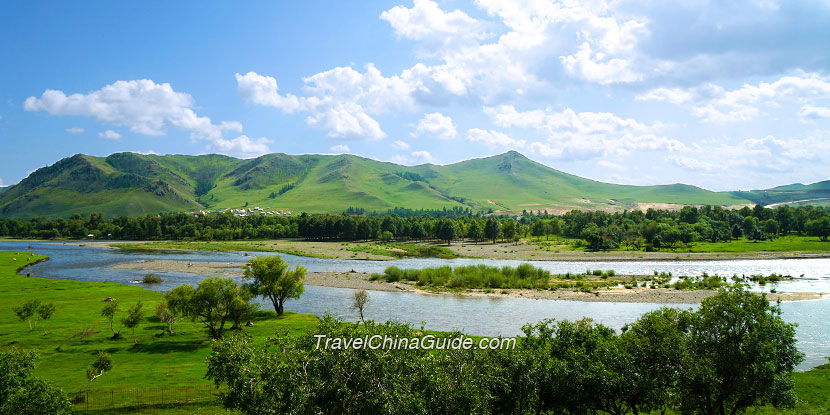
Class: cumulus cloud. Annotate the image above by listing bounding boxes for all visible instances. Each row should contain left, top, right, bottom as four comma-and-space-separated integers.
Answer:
484, 105, 682, 160
330, 144, 351, 153
412, 112, 456, 139
24, 79, 269, 157
380, 0, 486, 56
209, 135, 272, 158
638, 73, 830, 122
410, 150, 435, 163
236, 67, 413, 140
466, 128, 526, 148
65, 126, 84, 134
392, 140, 410, 150
98, 130, 121, 140
799, 105, 830, 120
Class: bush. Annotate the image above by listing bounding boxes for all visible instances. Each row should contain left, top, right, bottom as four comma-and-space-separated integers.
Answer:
141, 273, 163, 284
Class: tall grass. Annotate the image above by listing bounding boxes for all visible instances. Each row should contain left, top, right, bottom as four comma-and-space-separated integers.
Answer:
372, 263, 552, 289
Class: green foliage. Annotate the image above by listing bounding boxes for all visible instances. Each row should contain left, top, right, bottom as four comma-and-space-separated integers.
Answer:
141, 273, 163, 284
378, 263, 552, 290
166, 276, 260, 338
677, 287, 804, 414
207, 288, 805, 415
352, 290, 369, 322
85, 351, 113, 387
0, 348, 71, 414
13, 299, 55, 330
101, 300, 119, 336
243, 256, 305, 316
121, 301, 145, 343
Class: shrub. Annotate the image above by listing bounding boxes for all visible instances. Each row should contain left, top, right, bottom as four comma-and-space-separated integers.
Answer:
141, 273, 163, 284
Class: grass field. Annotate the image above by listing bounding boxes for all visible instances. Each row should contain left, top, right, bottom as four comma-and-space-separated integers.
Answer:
682, 235, 830, 253
0, 250, 317, 394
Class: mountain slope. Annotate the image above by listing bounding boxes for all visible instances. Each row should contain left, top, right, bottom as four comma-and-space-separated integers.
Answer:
731, 180, 830, 207
0, 151, 757, 218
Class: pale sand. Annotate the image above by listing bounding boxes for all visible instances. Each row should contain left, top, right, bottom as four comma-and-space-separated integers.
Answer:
105, 260, 828, 304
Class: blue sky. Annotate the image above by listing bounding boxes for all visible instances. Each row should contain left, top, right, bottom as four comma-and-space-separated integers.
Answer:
2, 0, 830, 191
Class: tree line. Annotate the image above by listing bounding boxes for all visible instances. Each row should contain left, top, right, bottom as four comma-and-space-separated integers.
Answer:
1, 204, 829, 250
207, 287, 804, 415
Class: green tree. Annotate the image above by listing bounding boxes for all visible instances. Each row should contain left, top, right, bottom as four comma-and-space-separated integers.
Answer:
806, 216, 830, 241
13, 299, 55, 330
101, 300, 119, 336
352, 289, 369, 322
484, 217, 502, 244
678, 287, 803, 415
437, 218, 457, 246
0, 349, 71, 414
166, 277, 258, 339
85, 351, 113, 389
467, 220, 484, 242
243, 256, 306, 316
121, 301, 145, 343
531, 220, 547, 240
501, 220, 517, 244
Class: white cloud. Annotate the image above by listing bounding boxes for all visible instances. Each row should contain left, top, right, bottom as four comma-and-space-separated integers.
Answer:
237, 66, 413, 140
24, 79, 268, 157
98, 130, 121, 140
639, 74, 830, 122
668, 156, 717, 172
484, 105, 682, 160
392, 140, 410, 150
0, 178, 4, 187
209, 135, 272, 158
799, 105, 830, 120
598, 160, 625, 171
65, 126, 84, 134
330, 144, 351, 153
466, 128, 526, 148
380, 0, 486, 56
410, 150, 435, 163
412, 112, 456, 139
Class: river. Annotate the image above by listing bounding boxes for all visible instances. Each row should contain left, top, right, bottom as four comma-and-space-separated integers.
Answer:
3, 241, 828, 370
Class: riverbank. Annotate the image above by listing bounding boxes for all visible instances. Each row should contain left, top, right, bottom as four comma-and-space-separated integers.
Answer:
106, 259, 828, 304
51, 237, 830, 262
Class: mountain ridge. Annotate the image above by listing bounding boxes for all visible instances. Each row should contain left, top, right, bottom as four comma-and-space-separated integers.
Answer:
0, 150, 822, 218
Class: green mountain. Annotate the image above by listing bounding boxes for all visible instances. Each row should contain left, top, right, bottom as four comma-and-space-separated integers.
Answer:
0, 151, 756, 218
730, 180, 830, 207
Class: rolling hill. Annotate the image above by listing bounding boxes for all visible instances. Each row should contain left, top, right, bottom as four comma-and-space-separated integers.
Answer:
0, 150, 770, 218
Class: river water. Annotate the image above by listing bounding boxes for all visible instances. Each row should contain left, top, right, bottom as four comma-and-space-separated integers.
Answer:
3, 241, 828, 370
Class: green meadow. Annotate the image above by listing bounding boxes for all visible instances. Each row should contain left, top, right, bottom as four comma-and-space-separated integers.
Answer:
0, 250, 317, 394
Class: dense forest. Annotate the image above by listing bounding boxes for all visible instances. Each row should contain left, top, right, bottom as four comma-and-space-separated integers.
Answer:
2, 204, 829, 250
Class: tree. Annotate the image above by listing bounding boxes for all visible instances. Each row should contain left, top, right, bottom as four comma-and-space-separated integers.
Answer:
678, 287, 803, 415
467, 220, 484, 242
437, 219, 457, 246
531, 220, 547, 240
501, 220, 517, 244
742, 216, 762, 241
0, 349, 71, 414
156, 299, 177, 335
121, 301, 145, 343
410, 222, 426, 241
13, 299, 55, 330
806, 216, 830, 241
85, 352, 113, 389
484, 217, 502, 244
243, 256, 306, 316
352, 290, 369, 322
167, 277, 258, 339
101, 300, 119, 337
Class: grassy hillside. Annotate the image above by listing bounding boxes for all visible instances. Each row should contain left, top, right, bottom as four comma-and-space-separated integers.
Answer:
0, 151, 756, 218
732, 180, 830, 207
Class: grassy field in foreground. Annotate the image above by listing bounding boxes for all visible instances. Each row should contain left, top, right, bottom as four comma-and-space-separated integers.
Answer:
0, 250, 318, 394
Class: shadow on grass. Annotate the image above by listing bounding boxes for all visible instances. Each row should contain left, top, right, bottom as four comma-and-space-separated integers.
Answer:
128, 340, 208, 354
